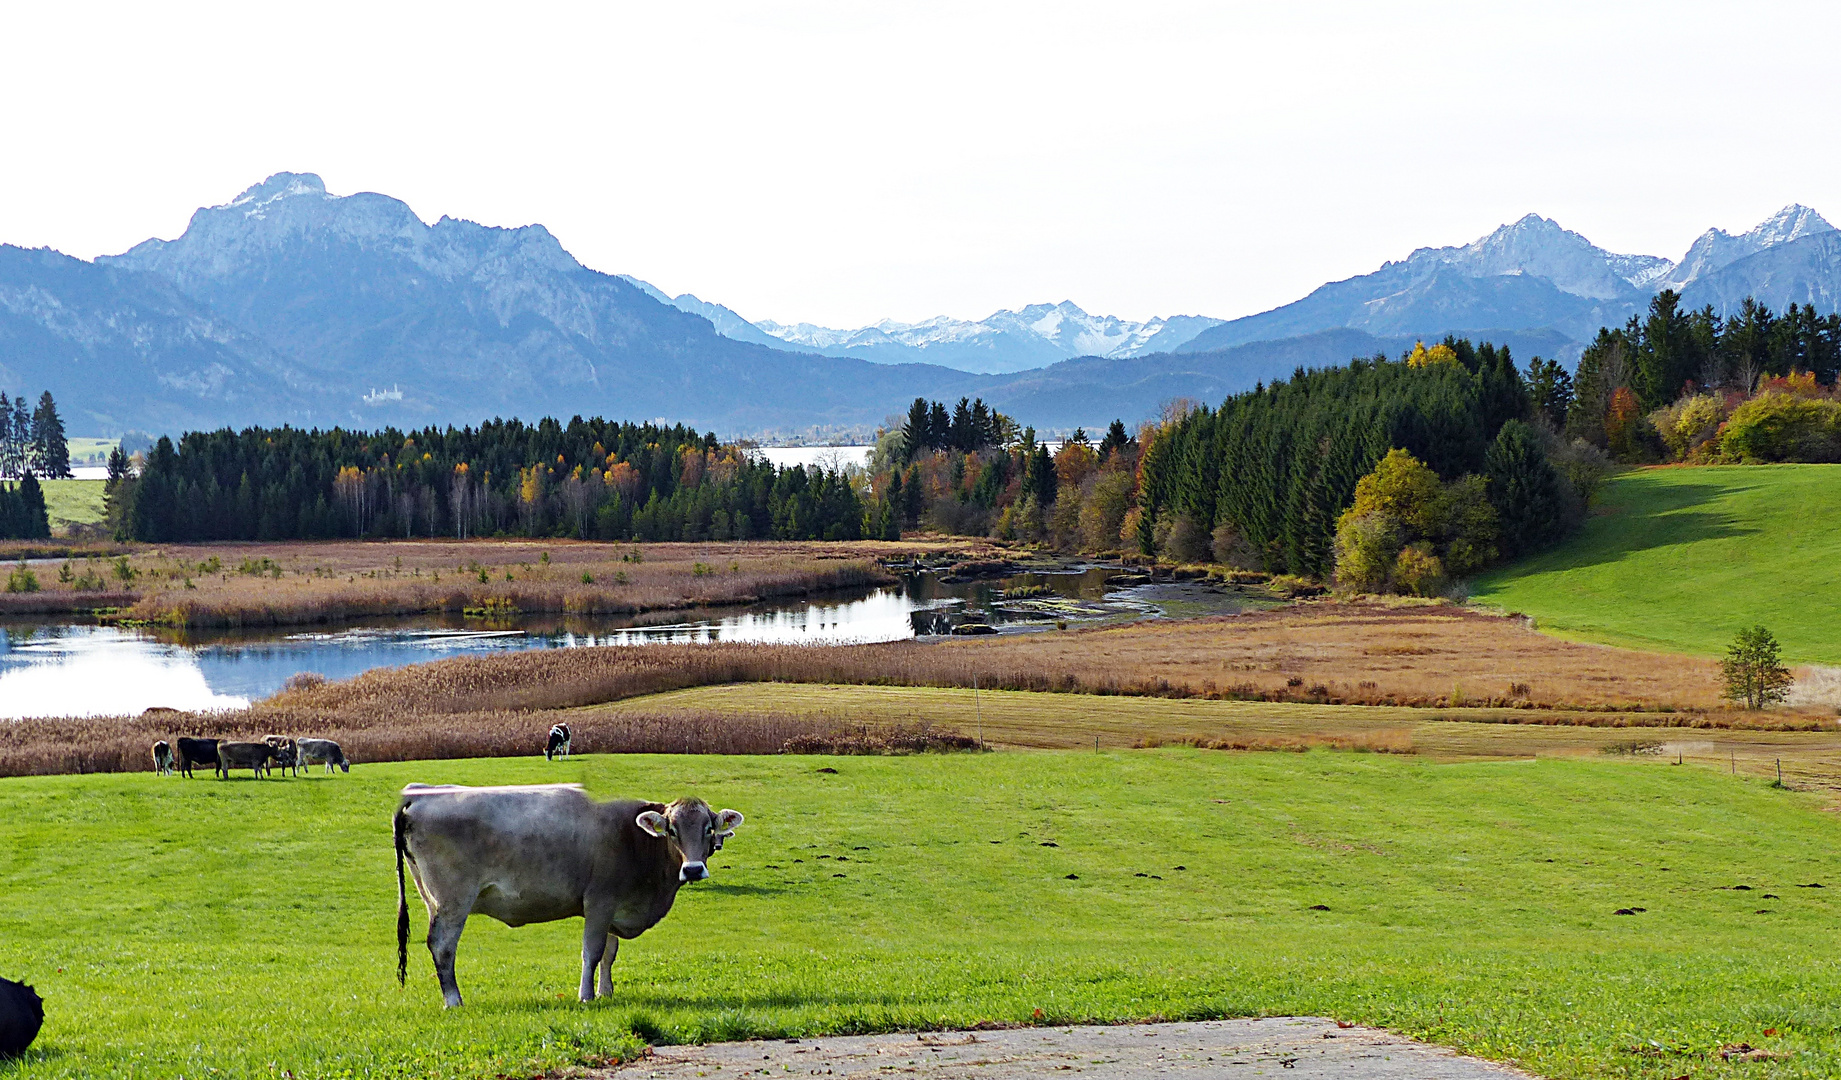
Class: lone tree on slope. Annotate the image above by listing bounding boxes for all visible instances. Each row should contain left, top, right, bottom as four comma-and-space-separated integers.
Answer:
1721, 625, 1793, 710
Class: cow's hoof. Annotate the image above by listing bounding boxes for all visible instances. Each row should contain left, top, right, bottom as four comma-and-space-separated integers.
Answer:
443, 995, 463, 1008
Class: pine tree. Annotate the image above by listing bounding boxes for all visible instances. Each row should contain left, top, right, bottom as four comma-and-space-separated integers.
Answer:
1721, 626, 1792, 710
30, 392, 70, 478
12, 472, 50, 539
0, 393, 15, 478
1484, 420, 1574, 556
901, 398, 930, 460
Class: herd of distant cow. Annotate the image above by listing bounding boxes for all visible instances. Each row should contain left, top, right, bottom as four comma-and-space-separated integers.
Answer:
150, 735, 351, 779
145, 723, 575, 781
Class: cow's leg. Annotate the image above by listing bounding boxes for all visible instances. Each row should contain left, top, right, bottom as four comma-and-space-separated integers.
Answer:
427, 907, 471, 1008
579, 909, 615, 1002
597, 935, 619, 998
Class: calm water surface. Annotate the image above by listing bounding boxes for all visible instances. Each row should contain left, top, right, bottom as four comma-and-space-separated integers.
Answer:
1, 568, 1202, 719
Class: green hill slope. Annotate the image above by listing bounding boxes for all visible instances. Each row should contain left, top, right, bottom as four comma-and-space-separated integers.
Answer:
1472, 464, 1841, 664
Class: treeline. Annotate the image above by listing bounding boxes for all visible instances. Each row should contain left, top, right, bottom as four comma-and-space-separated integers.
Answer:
0, 474, 50, 540
871, 341, 1602, 595
1559, 292, 1841, 464
1136, 341, 1601, 584
112, 418, 874, 543
899, 397, 1016, 458
0, 390, 70, 480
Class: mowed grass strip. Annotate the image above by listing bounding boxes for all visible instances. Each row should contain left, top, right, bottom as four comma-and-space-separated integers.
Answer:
1473, 464, 1841, 664
2, 752, 1840, 1079
581, 683, 1841, 789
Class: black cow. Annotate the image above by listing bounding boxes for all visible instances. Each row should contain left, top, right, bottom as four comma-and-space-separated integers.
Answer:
175, 737, 222, 779
545, 723, 572, 761
0, 976, 43, 1059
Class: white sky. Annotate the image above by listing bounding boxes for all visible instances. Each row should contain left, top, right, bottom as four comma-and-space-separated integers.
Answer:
2, 1, 1838, 327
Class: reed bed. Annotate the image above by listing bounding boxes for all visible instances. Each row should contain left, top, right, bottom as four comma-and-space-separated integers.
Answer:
3, 538, 978, 627
265, 602, 1737, 717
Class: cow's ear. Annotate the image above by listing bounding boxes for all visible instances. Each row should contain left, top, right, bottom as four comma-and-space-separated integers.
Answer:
636, 811, 670, 838
715, 809, 744, 833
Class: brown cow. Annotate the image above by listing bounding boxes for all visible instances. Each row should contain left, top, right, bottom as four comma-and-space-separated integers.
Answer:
393, 783, 742, 1007
217, 741, 277, 779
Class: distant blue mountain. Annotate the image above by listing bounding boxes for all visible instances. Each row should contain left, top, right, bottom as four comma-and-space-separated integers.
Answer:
3, 174, 1840, 437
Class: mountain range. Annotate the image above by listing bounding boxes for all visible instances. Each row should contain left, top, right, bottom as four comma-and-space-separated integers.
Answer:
1, 173, 1839, 438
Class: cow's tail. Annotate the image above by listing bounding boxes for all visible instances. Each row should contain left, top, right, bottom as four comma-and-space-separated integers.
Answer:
394, 804, 409, 987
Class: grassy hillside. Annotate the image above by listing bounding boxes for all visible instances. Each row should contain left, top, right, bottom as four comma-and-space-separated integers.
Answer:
38, 479, 105, 528
2, 751, 1838, 1078
1473, 465, 1841, 664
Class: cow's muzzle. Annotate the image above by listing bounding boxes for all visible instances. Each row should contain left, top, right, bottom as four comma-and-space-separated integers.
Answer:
680, 861, 708, 882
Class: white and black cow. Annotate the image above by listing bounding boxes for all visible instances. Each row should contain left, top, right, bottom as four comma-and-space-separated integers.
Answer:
297, 738, 350, 773
0, 976, 43, 1060
393, 783, 742, 1007
151, 741, 175, 776
544, 723, 572, 761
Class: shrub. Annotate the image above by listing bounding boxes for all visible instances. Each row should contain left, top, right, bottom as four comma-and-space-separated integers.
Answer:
1391, 542, 1446, 597
5, 560, 38, 594
1333, 448, 1496, 593
1716, 391, 1841, 463
1650, 394, 1726, 460
1333, 513, 1399, 593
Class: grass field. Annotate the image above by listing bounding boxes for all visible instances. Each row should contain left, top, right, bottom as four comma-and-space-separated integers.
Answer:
2, 750, 1839, 1079
1473, 465, 1841, 664
36, 479, 104, 529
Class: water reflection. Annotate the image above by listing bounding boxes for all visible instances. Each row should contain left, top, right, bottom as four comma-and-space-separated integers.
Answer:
0, 627, 252, 718
1, 584, 980, 719
0, 567, 1179, 719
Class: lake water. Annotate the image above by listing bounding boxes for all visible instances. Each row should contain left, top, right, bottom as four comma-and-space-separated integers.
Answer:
0, 567, 1247, 719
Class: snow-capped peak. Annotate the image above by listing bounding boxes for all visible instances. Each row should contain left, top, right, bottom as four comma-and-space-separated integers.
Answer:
228, 172, 329, 213
1409, 213, 1672, 299
1660, 204, 1837, 290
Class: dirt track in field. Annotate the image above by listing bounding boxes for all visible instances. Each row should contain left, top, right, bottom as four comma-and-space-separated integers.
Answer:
604, 1018, 1536, 1079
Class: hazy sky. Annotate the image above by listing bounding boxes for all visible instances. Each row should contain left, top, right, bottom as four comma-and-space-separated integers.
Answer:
3, 2, 1838, 327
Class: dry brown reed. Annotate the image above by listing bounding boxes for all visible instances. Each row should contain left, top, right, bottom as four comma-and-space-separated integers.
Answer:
261, 601, 1735, 718
5, 538, 987, 627
1135, 728, 1417, 754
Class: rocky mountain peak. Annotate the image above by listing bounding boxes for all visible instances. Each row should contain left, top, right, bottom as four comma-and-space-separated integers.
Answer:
1662, 205, 1838, 291
228, 172, 330, 213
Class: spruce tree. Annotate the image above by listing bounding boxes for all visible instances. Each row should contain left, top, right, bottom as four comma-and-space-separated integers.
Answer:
30, 393, 70, 478
1484, 420, 1573, 556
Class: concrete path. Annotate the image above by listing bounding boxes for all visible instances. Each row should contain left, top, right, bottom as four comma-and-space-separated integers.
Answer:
609, 1018, 1536, 1079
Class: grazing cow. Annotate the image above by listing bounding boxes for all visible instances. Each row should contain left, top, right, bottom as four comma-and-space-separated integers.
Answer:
297, 738, 350, 773
151, 741, 175, 776
545, 723, 572, 761
263, 736, 300, 776
0, 976, 43, 1060
393, 783, 742, 1007
217, 741, 277, 779
175, 737, 222, 779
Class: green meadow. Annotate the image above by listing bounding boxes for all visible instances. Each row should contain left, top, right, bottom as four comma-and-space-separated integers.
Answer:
1473, 464, 1841, 664
0, 750, 1836, 1079
35, 480, 104, 530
